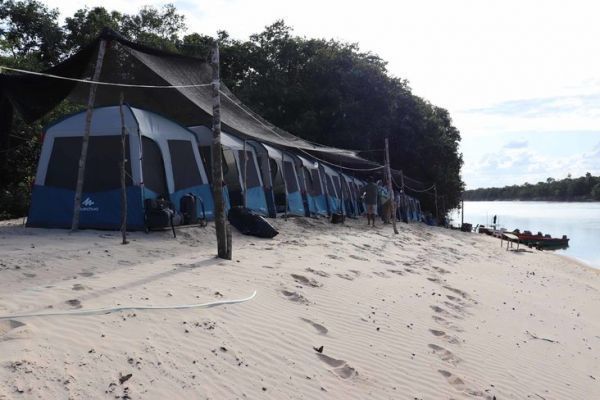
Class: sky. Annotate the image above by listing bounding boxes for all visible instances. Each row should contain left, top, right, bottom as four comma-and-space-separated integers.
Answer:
44, 0, 600, 189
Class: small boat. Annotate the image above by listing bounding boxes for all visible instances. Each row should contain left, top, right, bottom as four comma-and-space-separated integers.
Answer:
512, 229, 569, 248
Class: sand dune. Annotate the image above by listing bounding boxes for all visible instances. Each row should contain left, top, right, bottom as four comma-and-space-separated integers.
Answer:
0, 218, 598, 399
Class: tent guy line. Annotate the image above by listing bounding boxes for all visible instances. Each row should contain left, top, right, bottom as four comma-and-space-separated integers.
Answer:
0, 290, 257, 320
0, 66, 214, 89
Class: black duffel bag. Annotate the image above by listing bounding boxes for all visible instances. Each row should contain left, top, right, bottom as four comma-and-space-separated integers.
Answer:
227, 206, 278, 238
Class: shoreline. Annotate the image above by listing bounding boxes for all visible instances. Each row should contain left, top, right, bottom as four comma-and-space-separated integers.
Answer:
1, 218, 598, 399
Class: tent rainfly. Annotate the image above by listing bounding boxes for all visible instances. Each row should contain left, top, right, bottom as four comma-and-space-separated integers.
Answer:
28, 106, 213, 229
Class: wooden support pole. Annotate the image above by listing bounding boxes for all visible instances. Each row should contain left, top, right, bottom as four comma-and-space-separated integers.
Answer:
461, 198, 464, 226
119, 93, 129, 245
71, 39, 107, 231
211, 42, 231, 260
281, 152, 288, 220
384, 138, 398, 234
434, 184, 439, 221
243, 140, 248, 209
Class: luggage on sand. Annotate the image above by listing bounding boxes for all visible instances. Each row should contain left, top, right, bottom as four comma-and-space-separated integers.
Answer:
227, 206, 278, 238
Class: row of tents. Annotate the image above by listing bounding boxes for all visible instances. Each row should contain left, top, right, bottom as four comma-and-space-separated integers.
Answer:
28, 105, 422, 230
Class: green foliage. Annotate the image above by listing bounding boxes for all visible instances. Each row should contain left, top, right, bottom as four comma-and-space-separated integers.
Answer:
464, 173, 600, 201
1, 9, 464, 219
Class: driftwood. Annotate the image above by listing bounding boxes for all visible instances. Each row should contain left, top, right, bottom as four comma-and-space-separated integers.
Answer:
526, 330, 558, 343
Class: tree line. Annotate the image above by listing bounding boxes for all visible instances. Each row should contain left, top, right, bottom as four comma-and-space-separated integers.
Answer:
0, 1, 464, 219
464, 173, 600, 201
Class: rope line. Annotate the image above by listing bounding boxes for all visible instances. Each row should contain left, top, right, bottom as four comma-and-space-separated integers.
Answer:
0, 66, 213, 89
0, 290, 257, 320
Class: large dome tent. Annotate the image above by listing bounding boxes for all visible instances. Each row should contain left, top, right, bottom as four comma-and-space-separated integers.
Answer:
28, 106, 213, 229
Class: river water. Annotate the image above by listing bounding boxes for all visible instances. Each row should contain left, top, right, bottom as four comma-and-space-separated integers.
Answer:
450, 201, 600, 269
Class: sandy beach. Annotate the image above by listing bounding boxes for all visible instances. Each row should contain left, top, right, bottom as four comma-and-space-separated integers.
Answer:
0, 218, 598, 399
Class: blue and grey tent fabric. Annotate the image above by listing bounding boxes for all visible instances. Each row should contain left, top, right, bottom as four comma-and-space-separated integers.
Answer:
28, 106, 213, 229
296, 155, 328, 217
262, 144, 305, 216
188, 126, 269, 216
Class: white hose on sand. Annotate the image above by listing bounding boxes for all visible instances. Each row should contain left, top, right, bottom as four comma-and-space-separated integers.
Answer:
0, 290, 257, 320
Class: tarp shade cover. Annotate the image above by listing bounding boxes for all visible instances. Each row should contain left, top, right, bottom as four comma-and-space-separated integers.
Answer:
0, 28, 380, 171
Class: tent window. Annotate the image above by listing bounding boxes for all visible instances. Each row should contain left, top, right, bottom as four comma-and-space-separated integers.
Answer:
45, 136, 131, 192
283, 161, 298, 193
239, 150, 260, 188
142, 137, 168, 196
310, 169, 323, 195
168, 139, 203, 191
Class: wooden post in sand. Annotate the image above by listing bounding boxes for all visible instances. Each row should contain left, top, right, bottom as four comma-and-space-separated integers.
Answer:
211, 42, 231, 259
434, 184, 439, 221
461, 198, 464, 226
119, 93, 129, 245
71, 39, 107, 231
243, 140, 248, 209
384, 138, 398, 234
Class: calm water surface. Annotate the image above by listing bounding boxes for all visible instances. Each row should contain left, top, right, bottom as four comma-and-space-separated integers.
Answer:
450, 201, 600, 269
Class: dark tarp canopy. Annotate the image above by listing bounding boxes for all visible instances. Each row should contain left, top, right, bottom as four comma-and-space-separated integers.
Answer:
0, 28, 380, 171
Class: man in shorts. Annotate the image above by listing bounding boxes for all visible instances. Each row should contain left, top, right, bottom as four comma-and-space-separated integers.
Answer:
364, 178, 379, 226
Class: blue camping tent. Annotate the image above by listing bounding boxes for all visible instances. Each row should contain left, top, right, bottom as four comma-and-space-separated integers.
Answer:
296, 155, 329, 217
28, 106, 213, 229
261, 144, 305, 216
189, 126, 269, 216
320, 164, 344, 214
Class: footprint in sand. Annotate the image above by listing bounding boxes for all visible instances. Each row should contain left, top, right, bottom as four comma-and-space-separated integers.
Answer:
443, 285, 472, 301
445, 295, 468, 307
72, 284, 86, 291
0, 320, 26, 340
316, 353, 357, 379
349, 254, 368, 261
430, 305, 462, 320
78, 272, 94, 277
373, 271, 389, 278
326, 254, 345, 261
22, 273, 36, 278
291, 274, 322, 288
280, 290, 309, 304
305, 268, 330, 278
336, 273, 355, 281
65, 299, 82, 309
387, 269, 404, 276
429, 329, 461, 345
443, 301, 469, 316
438, 370, 465, 391
427, 277, 441, 283
428, 344, 461, 365
404, 268, 420, 275
432, 315, 464, 332
300, 318, 328, 335
378, 259, 396, 266
432, 266, 450, 274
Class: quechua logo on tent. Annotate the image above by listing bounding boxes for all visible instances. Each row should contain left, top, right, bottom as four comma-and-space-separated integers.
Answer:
81, 197, 99, 212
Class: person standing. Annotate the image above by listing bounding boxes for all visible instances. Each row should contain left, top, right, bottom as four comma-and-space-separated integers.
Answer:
364, 178, 379, 226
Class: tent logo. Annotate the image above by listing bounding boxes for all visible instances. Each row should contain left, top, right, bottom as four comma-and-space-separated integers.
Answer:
81, 197, 99, 212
